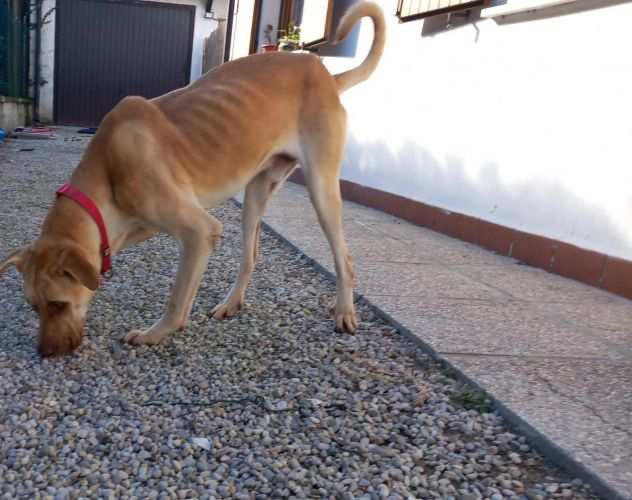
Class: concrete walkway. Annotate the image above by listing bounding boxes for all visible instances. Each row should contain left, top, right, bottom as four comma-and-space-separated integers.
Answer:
253, 181, 632, 500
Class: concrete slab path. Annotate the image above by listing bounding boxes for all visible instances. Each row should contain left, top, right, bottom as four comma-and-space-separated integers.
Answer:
253, 181, 632, 500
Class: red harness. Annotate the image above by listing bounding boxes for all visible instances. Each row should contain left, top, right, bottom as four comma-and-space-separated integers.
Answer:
56, 184, 112, 281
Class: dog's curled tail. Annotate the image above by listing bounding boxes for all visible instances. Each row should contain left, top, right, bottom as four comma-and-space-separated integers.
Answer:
333, 1, 386, 94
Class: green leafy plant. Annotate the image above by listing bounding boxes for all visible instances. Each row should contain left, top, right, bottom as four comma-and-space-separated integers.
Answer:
451, 387, 493, 413
278, 22, 302, 51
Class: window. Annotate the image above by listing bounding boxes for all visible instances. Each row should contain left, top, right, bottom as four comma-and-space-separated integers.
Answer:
397, 0, 488, 22
315, 0, 361, 58
250, 0, 284, 53
250, 0, 334, 53
289, 0, 334, 48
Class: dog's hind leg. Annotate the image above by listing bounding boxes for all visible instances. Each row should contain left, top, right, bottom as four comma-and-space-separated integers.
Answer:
301, 110, 358, 333
211, 156, 296, 320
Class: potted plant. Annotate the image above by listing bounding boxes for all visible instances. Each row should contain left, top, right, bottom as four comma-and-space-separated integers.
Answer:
277, 22, 302, 52
261, 24, 278, 52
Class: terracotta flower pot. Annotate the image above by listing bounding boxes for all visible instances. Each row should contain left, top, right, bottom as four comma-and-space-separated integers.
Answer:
262, 44, 278, 52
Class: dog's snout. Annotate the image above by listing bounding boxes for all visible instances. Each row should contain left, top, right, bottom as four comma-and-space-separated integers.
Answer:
38, 342, 57, 357
38, 319, 83, 357
38, 335, 81, 357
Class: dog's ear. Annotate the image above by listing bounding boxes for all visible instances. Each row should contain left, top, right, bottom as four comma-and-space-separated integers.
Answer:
61, 248, 99, 291
0, 245, 30, 275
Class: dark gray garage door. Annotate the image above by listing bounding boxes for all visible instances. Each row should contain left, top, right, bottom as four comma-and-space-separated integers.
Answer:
54, 0, 195, 126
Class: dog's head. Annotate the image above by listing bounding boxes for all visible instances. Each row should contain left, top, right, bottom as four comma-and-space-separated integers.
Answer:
0, 240, 99, 356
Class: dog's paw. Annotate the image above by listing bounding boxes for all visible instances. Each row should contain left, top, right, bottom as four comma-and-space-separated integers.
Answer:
210, 299, 243, 320
335, 310, 359, 334
124, 329, 162, 346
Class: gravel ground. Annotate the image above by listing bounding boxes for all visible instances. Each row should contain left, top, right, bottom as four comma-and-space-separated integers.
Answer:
0, 134, 599, 500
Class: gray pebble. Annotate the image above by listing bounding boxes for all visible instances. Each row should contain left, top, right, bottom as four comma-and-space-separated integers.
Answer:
0, 139, 600, 500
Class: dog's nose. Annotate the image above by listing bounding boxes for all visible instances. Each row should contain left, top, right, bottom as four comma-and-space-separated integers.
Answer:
38, 342, 57, 357
38, 337, 66, 357
38, 329, 82, 357
37, 342, 60, 358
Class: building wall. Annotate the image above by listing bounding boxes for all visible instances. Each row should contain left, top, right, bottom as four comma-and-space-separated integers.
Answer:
36, 0, 228, 123
0, 97, 31, 130
319, 0, 632, 260
229, 0, 256, 60
38, 0, 55, 122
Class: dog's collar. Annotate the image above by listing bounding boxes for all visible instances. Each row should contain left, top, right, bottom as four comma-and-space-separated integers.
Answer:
56, 183, 112, 282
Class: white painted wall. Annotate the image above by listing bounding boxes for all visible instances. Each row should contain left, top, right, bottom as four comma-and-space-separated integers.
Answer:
318, 0, 632, 260
37, 0, 228, 122
0, 97, 31, 130
38, 0, 56, 123
230, 0, 256, 59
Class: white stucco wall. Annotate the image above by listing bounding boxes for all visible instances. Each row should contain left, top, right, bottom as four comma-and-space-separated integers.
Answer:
0, 97, 32, 130
37, 0, 227, 123
38, 0, 56, 123
319, 0, 632, 260
229, 0, 256, 59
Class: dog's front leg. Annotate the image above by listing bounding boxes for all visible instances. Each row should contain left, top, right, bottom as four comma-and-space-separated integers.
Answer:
124, 211, 222, 346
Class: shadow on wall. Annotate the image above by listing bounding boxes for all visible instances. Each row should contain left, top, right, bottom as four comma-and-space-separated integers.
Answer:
489, 0, 632, 25
341, 135, 632, 260
421, 7, 484, 39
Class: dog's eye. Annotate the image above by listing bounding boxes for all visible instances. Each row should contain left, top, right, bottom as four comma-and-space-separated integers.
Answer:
47, 301, 67, 314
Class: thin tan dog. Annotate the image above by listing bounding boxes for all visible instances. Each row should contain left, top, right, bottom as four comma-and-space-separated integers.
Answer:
0, 2, 386, 357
